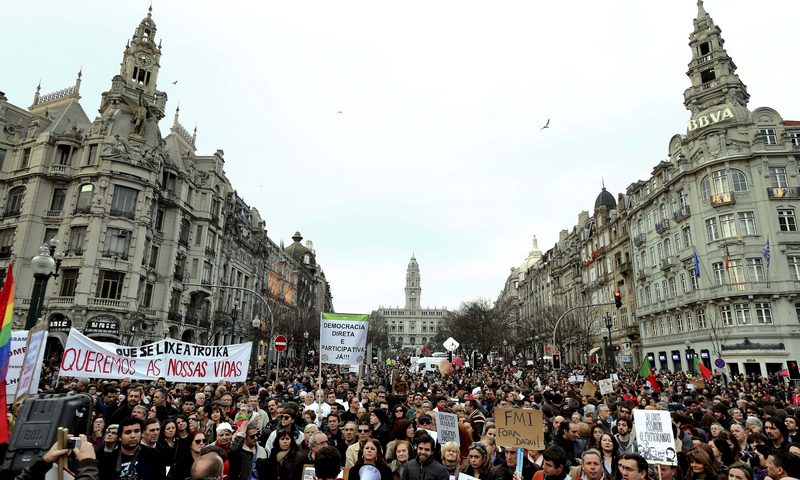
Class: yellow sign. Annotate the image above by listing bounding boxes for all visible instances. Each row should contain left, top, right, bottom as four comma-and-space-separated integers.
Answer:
687, 107, 734, 132
494, 408, 545, 450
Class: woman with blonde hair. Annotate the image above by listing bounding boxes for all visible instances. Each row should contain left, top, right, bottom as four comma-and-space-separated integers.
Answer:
440, 441, 461, 477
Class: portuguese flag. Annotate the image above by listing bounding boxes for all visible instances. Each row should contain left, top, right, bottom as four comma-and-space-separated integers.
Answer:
639, 357, 660, 393
694, 356, 712, 381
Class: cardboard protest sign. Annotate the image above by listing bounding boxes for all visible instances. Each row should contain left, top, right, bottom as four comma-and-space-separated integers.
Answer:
580, 380, 597, 397
60, 329, 251, 383
319, 313, 369, 366
598, 378, 614, 396
633, 410, 677, 465
494, 408, 545, 450
436, 412, 459, 446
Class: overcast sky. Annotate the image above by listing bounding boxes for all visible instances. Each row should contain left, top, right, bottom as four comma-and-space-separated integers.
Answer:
3, 1, 799, 314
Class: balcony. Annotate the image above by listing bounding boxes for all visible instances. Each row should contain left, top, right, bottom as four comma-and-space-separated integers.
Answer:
767, 187, 800, 199
673, 206, 691, 223
710, 192, 735, 207
178, 237, 189, 247
88, 297, 130, 309
633, 233, 646, 247
173, 270, 185, 281
101, 250, 129, 260
167, 311, 183, 322
655, 219, 670, 235
618, 259, 632, 274
637, 269, 647, 280
3, 209, 21, 218
660, 257, 675, 271
49, 164, 69, 177
45, 210, 63, 219
110, 208, 136, 220
159, 190, 179, 207
73, 206, 91, 215
211, 214, 220, 226
140, 307, 158, 317
205, 246, 216, 256
185, 315, 198, 325
47, 296, 74, 307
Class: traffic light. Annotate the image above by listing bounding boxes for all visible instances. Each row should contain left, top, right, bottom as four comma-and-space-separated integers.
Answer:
614, 290, 622, 309
553, 354, 561, 370
614, 345, 621, 353
788, 360, 800, 380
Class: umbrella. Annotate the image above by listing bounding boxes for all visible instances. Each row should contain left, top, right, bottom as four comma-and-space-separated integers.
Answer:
452, 357, 464, 367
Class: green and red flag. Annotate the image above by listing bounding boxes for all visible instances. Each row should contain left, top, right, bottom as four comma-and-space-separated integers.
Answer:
694, 356, 712, 381
638, 357, 659, 393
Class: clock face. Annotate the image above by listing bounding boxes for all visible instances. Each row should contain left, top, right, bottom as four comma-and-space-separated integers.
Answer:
137, 53, 152, 66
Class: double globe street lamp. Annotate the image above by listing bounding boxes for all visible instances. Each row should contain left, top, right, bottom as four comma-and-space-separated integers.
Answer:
25, 239, 66, 330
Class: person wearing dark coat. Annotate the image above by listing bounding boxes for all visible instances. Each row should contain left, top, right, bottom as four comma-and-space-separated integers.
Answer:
258, 429, 305, 480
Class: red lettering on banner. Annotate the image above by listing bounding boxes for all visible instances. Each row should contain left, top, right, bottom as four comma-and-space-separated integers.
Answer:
167, 358, 207, 378
60, 347, 136, 376
146, 359, 161, 376
213, 360, 242, 378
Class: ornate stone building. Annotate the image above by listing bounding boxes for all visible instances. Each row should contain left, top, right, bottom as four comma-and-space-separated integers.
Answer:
631, 1, 800, 377
376, 255, 448, 352
0, 10, 333, 355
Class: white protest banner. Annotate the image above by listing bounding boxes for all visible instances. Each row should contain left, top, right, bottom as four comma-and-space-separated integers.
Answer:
633, 410, 677, 465
59, 329, 251, 383
5, 331, 29, 402
15, 324, 48, 404
319, 313, 369, 366
436, 411, 459, 446
598, 378, 614, 396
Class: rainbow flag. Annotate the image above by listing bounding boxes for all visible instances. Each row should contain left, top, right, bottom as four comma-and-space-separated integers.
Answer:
0, 263, 15, 444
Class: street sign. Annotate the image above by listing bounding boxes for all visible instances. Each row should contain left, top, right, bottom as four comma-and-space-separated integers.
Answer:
715, 358, 726, 369
274, 335, 287, 352
443, 337, 460, 352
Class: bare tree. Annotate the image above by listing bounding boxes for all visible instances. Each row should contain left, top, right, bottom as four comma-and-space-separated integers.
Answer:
367, 311, 389, 350
442, 298, 508, 359
702, 308, 733, 366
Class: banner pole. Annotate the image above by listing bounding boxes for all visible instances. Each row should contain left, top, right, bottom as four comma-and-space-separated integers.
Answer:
318, 313, 323, 390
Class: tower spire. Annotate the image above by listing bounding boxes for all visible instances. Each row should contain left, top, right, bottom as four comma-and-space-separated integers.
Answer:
683, 0, 749, 118
405, 255, 421, 310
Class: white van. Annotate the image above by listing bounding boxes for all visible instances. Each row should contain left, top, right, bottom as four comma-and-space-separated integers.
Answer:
413, 353, 450, 373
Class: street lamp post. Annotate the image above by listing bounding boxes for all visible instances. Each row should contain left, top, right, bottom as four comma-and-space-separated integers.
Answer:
25, 240, 65, 330
182, 282, 276, 377
685, 340, 695, 373
605, 312, 615, 368
249, 316, 260, 374
303, 331, 309, 366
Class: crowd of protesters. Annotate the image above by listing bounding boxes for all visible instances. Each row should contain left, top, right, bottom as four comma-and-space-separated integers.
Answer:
9, 356, 800, 480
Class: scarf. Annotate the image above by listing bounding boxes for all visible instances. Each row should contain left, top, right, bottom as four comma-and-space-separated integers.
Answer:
277, 449, 290, 464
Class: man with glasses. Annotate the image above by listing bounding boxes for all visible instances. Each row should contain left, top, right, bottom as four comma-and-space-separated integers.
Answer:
346, 422, 373, 467
263, 407, 303, 455
307, 432, 329, 462
228, 422, 266, 480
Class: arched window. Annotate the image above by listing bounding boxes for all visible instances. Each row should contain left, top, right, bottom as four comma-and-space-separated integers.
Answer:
4, 186, 25, 216
731, 169, 748, 192
421, 337, 427, 344
409, 337, 415, 345
75, 184, 94, 214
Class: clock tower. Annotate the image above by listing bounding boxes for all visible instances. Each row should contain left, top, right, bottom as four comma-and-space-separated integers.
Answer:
121, 6, 162, 96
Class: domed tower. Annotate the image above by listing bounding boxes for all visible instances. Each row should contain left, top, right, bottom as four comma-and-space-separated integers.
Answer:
405, 255, 421, 310
284, 231, 316, 269
594, 187, 617, 212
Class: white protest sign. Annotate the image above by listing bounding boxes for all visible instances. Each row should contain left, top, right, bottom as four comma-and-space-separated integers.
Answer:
15, 326, 48, 403
319, 313, 369, 366
60, 329, 251, 383
5, 331, 28, 402
436, 411, 459, 446
598, 378, 614, 396
633, 410, 677, 465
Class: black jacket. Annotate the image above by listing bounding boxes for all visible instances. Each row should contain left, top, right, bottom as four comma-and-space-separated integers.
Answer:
400, 456, 449, 480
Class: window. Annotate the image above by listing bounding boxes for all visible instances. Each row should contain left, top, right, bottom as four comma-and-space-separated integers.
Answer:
154, 208, 165, 232
720, 305, 733, 326
666, 317, 673, 334
149, 245, 159, 268
654, 283, 661, 302
161, 172, 177, 193
650, 321, 656, 337
680, 273, 687, 293
676, 314, 683, 333
20, 148, 31, 169
689, 269, 699, 290
174, 255, 186, 281
778, 208, 797, 231
789, 255, 800, 280
56, 145, 72, 165
42, 228, 59, 247
712, 262, 725, 285
668, 277, 677, 297
96, 270, 124, 299
0, 149, 6, 170
169, 289, 181, 314
202, 261, 212, 284
103, 228, 131, 259
0, 228, 15, 257
47, 188, 66, 213
111, 186, 138, 219
697, 308, 707, 329
664, 239, 672, 257
86, 144, 98, 166
746, 258, 765, 282
706, 218, 719, 241
69, 226, 86, 255
650, 247, 656, 267
686, 311, 694, 331
759, 128, 777, 145
770, 167, 789, 188
720, 214, 736, 238
790, 133, 800, 147
195, 225, 203, 246
734, 304, 751, 325
728, 259, 745, 284
712, 171, 730, 197
179, 220, 190, 246
143, 283, 154, 307
659, 319, 665, 335
75, 184, 94, 214
755, 303, 772, 325
731, 169, 748, 192
674, 233, 682, 252
737, 212, 757, 235
683, 226, 692, 247
645, 287, 651, 304
4, 186, 25, 216
59, 269, 78, 297
206, 230, 217, 251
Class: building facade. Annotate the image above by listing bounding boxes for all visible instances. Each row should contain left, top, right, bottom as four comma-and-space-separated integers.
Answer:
376, 255, 448, 352
0, 10, 332, 356
631, 1, 800, 377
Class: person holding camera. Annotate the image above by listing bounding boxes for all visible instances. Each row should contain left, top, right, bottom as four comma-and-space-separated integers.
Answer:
14, 434, 98, 480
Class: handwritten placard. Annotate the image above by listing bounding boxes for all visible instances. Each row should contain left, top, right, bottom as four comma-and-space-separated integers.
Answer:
580, 380, 597, 397
494, 408, 544, 450
437, 412, 459, 446
633, 410, 677, 465
598, 378, 614, 396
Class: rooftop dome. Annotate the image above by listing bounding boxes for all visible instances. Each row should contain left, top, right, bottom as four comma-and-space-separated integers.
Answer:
284, 231, 316, 267
594, 187, 617, 210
